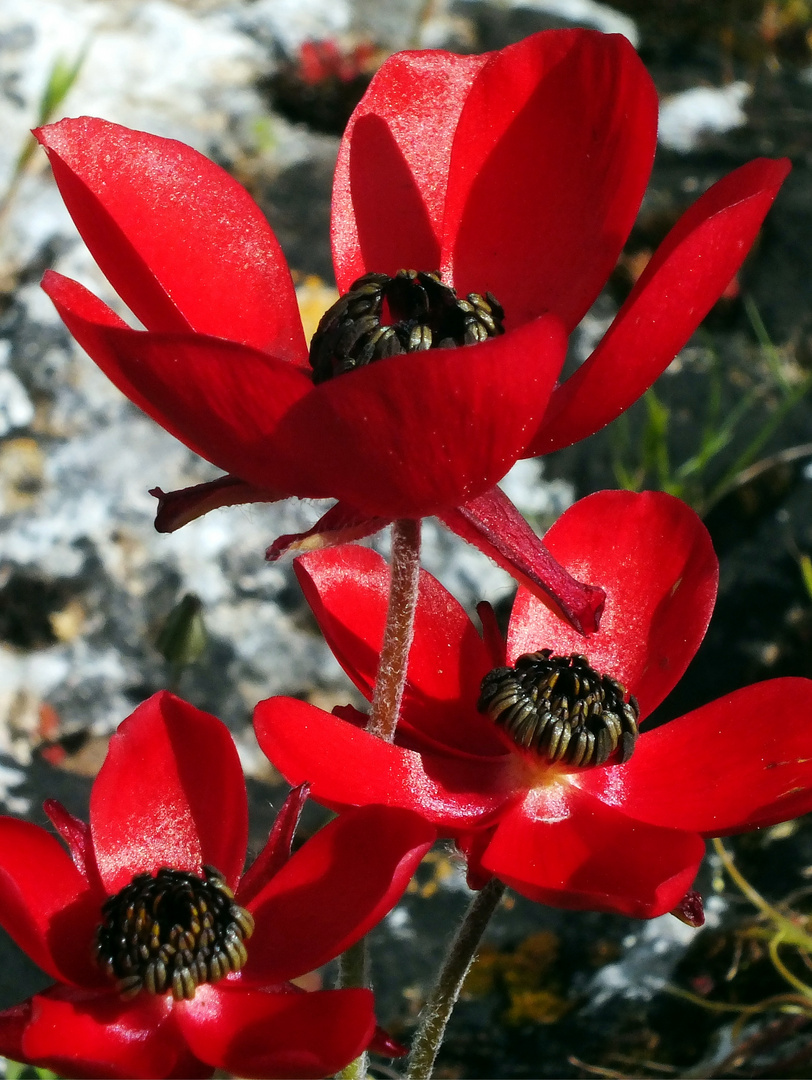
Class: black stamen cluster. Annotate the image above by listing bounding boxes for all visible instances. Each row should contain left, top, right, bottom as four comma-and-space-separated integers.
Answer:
96, 865, 254, 1001
309, 268, 505, 383
478, 650, 640, 767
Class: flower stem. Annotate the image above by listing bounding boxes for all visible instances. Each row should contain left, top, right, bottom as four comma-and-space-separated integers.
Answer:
336, 938, 371, 1080
405, 877, 506, 1079
339, 520, 420, 1078
368, 518, 421, 742
336, 1047, 368, 1080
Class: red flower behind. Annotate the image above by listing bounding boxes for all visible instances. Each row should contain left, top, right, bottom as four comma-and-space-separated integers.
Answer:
0, 692, 433, 1079
254, 491, 812, 919
35, 29, 788, 633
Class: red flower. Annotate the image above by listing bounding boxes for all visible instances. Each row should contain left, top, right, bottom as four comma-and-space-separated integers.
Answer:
254, 491, 812, 919
0, 692, 433, 1079
35, 30, 787, 632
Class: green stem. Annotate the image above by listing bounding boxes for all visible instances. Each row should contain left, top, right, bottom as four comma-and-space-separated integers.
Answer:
406, 878, 506, 1079
368, 518, 421, 742
336, 938, 371, 1080
712, 838, 812, 951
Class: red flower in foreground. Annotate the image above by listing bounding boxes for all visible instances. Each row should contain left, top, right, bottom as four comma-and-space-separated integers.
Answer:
36, 29, 787, 631
254, 491, 812, 919
0, 692, 433, 1079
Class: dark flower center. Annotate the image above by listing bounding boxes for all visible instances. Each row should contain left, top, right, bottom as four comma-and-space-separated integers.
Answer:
96, 865, 254, 1001
478, 650, 640, 768
309, 269, 506, 383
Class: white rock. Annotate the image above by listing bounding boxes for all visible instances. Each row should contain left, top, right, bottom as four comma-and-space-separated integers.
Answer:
658, 82, 752, 153
0, 341, 34, 436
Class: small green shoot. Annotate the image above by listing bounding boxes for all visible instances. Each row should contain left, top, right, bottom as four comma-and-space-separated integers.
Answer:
610, 297, 812, 515
1, 1060, 58, 1080
800, 554, 812, 604
156, 593, 208, 692
0, 47, 87, 228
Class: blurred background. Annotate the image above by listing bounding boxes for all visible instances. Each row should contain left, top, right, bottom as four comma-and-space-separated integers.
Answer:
2, 0, 812, 1075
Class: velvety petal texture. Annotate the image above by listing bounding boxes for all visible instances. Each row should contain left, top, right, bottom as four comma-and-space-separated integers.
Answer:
37, 29, 787, 628
481, 790, 705, 918
445, 29, 658, 331
507, 489, 719, 719
0, 693, 429, 1078
178, 985, 376, 1080
532, 157, 791, 453
293, 544, 502, 755
588, 678, 812, 835
245, 805, 434, 984
43, 263, 569, 520
0, 820, 100, 986
36, 117, 307, 360
19, 988, 201, 1080
36, 103, 573, 524
332, 49, 487, 289
333, 31, 657, 332
90, 692, 248, 893
275, 313, 567, 517
254, 698, 516, 829
439, 486, 605, 634
255, 491, 812, 918
236, 784, 309, 908
41, 273, 320, 499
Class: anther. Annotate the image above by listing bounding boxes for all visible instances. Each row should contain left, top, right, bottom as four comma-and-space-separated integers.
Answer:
478, 650, 640, 768
96, 865, 254, 1001
309, 269, 505, 383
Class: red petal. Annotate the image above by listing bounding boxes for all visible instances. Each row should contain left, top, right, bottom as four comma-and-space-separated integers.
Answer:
482, 788, 704, 918
0, 1002, 29, 1064
90, 692, 247, 894
42, 272, 164, 424
237, 784, 310, 909
243, 804, 433, 984
456, 828, 496, 892
46, 271, 564, 517
21, 985, 207, 1080
671, 890, 705, 927
43, 273, 318, 495
266, 502, 388, 562
332, 50, 487, 292
438, 486, 605, 635
534, 157, 791, 453
253, 698, 516, 830
0, 819, 100, 986
477, 600, 507, 666
447, 29, 657, 331
43, 799, 97, 883
369, 1026, 408, 1057
588, 678, 812, 836
36, 117, 307, 360
152, 476, 284, 533
179, 984, 376, 1080
294, 544, 503, 755
507, 490, 718, 720
287, 314, 566, 517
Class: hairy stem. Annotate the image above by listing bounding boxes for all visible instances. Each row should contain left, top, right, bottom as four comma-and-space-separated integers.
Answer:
336, 938, 371, 1080
338, 520, 421, 1078
406, 878, 506, 1078
368, 518, 422, 742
